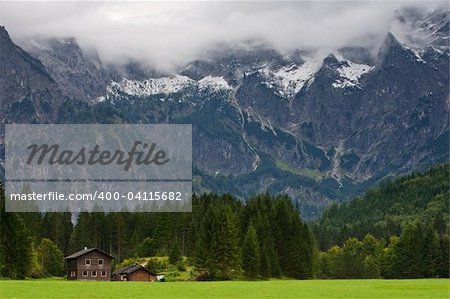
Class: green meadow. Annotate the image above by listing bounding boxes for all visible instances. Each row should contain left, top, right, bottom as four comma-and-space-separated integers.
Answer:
0, 279, 448, 299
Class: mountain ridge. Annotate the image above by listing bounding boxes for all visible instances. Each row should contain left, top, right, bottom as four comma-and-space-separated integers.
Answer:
0, 8, 448, 218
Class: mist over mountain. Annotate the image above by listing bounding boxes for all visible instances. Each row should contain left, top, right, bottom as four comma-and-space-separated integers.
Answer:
0, 4, 448, 218
0, 1, 446, 70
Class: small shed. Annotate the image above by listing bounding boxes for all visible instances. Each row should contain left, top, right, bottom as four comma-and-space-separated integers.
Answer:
112, 264, 157, 282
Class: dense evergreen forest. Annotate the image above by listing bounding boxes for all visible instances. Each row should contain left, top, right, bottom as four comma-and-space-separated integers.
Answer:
0, 164, 448, 280
0, 191, 313, 280
313, 164, 449, 278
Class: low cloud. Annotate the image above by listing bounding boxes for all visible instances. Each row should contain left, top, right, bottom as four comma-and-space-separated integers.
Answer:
0, 1, 446, 70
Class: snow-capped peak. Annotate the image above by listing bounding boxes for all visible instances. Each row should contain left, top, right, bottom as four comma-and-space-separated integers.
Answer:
389, 9, 449, 62
260, 59, 322, 98
332, 55, 374, 89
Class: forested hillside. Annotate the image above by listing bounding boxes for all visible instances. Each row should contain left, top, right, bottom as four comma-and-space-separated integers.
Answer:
313, 164, 449, 279
314, 164, 449, 249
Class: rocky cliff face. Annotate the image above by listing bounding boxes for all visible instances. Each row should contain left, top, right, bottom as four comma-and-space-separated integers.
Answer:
0, 26, 64, 123
20, 37, 109, 102
1, 8, 448, 218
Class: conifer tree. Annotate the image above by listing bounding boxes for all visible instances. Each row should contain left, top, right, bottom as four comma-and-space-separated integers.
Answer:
242, 223, 260, 278
215, 205, 240, 279
169, 241, 182, 265
0, 184, 32, 279
194, 204, 219, 278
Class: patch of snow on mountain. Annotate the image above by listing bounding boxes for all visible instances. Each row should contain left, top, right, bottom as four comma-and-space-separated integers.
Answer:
406, 46, 427, 63
101, 75, 231, 101
261, 60, 321, 98
332, 61, 374, 89
198, 76, 231, 91
390, 9, 449, 62
112, 75, 194, 97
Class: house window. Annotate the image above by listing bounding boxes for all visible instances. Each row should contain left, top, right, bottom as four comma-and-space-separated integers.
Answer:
98, 259, 104, 266
92, 271, 97, 277
82, 270, 88, 277
70, 271, 76, 277
85, 259, 91, 265
101, 271, 107, 277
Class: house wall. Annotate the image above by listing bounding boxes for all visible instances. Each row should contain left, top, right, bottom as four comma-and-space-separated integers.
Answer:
130, 269, 156, 282
68, 251, 112, 281
67, 259, 77, 280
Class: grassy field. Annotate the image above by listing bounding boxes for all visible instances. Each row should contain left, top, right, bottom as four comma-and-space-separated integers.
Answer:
0, 279, 448, 299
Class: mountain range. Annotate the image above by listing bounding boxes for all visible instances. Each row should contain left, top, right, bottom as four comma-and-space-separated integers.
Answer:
0, 7, 448, 218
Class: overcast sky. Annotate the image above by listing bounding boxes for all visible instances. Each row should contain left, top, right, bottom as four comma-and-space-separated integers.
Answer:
0, 1, 446, 70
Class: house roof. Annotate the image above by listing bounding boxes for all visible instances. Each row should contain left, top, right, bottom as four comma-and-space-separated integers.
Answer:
65, 248, 114, 260
112, 264, 156, 276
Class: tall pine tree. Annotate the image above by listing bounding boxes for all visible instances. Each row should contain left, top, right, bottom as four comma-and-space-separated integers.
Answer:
241, 223, 260, 278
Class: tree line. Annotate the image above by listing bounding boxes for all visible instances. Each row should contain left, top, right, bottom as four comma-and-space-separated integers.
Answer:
0, 189, 314, 280
0, 164, 448, 280
316, 227, 448, 279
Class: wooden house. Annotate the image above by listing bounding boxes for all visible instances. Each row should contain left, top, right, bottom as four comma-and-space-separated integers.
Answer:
65, 247, 114, 281
112, 264, 157, 282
